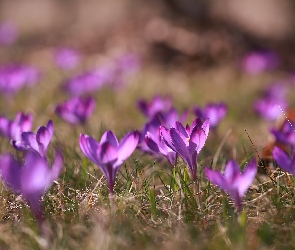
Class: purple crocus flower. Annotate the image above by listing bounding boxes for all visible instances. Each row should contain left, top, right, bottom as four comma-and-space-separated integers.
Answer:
0, 64, 40, 95
273, 146, 295, 175
54, 48, 80, 70
242, 51, 279, 75
0, 22, 18, 45
271, 120, 295, 147
0, 112, 33, 141
137, 96, 172, 119
204, 159, 257, 212
138, 107, 187, 154
193, 102, 227, 130
79, 130, 139, 194
0, 151, 63, 224
12, 120, 54, 159
161, 117, 210, 181
55, 96, 96, 125
63, 69, 109, 96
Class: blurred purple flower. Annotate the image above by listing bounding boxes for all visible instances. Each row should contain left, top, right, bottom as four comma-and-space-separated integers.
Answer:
109, 53, 141, 89
271, 120, 295, 147
254, 98, 287, 121
193, 102, 227, 130
242, 51, 279, 75
137, 96, 172, 119
0, 112, 33, 141
161, 117, 210, 181
63, 69, 109, 96
55, 96, 96, 125
54, 48, 80, 70
12, 120, 54, 159
273, 146, 295, 175
79, 130, 139, 194
205, 159, 257, 212
0, 22, 18, 45
0, 64, 40, 95
254, 83, 288, 121
0, 151, 63, 223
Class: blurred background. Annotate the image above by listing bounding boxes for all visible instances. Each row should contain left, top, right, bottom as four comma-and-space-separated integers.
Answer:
1, 0, 295, 68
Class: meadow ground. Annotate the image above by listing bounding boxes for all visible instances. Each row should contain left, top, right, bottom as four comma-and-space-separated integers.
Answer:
0, 1, 295, 249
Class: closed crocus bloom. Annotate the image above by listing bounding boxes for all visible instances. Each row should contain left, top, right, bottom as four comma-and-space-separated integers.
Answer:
161, 117, 210, 181
271, 120, 295, 147
79, 130, 139, 194
12, 120, 54, 159
0, 151, 63, 223
205, 159, 257, 213
0, 112, 33, 141
55, 96, 96, 125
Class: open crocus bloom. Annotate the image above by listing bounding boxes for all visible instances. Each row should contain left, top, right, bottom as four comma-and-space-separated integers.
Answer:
79, 130, 139, 194
161, 117, 210, 181
273, 146, 295, 175
12, 120, 54, 159
0, 151, 63, 222
55, 96, 96, 125
0, 112, 33, 141
205, 159, 257, 213
193, 102, 227, 130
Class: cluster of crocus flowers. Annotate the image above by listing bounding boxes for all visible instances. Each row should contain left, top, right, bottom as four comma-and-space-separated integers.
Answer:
161, 117, 210, 181
12, 120, 54, 159
0, 112, 33, 141
54, 47, 81, 70
205, 159, 257, 212
193, 102, 227, 130
0, 151, 63, 225
55, 96, 96, 125
0, 21, 18, 45
242, 51, 279, 75
79, 130, 139, 194
254, 83, 288, 121
0, 64, 40, 95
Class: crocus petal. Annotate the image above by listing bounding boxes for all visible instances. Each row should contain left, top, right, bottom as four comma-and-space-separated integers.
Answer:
36, 126, 52, 154
145, 132, 160, 154
11, 139, 30, 151
0, 154, 22, 192
224, 160, 241, 182
236, 159, 257, 197
160, 126, 177, 152
21, 132, 39, 152
273, 146, 292, 173
189, 126, 206, 154
175, 121, 189, 138
99, 142, 118, 165
79, 134, 100, 165
117, 131, 139, 164
46, 120, 54, 137
100, 130, 119, 148
204, 167, 229, 191
170, 128, 190, 161
21, 152, 49, 195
